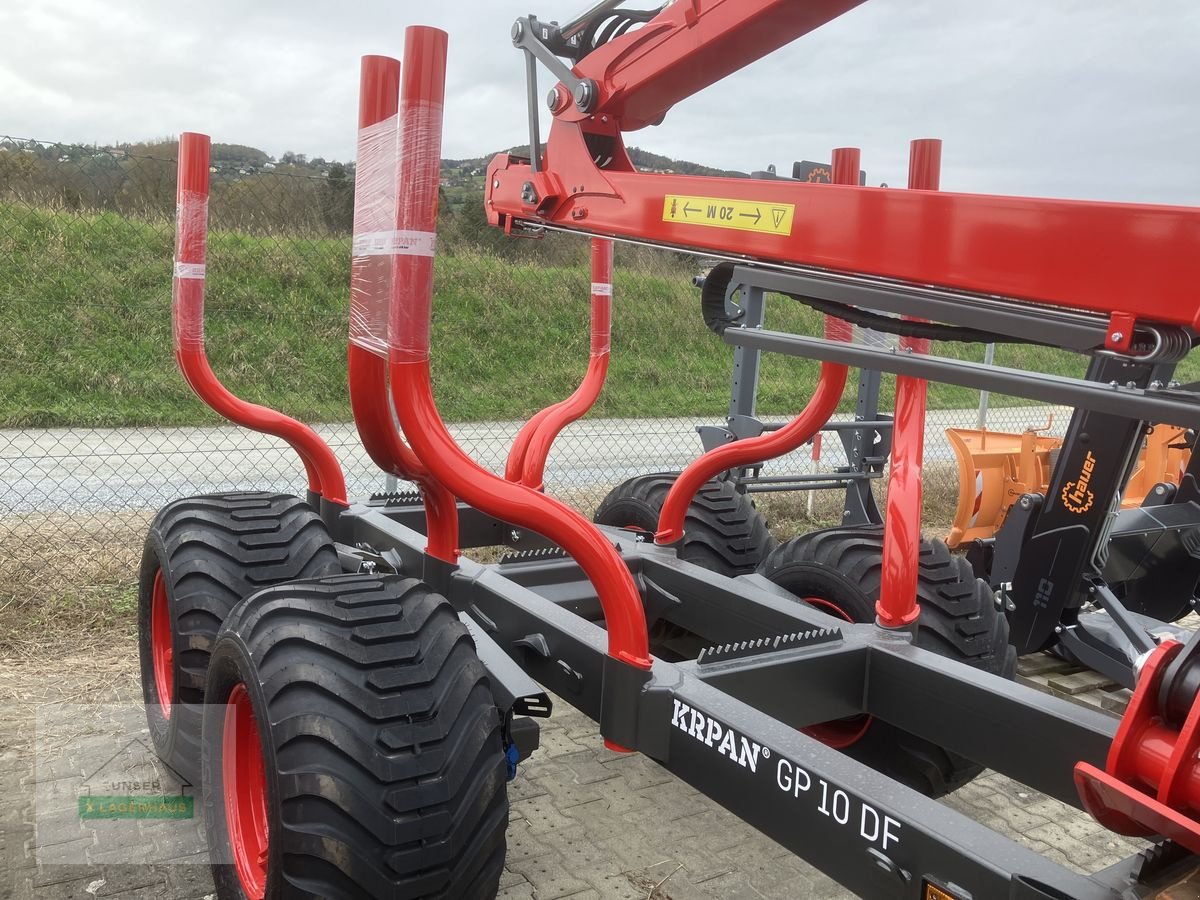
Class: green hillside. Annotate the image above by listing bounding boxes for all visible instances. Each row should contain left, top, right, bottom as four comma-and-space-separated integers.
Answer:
0, 202, 1157, 429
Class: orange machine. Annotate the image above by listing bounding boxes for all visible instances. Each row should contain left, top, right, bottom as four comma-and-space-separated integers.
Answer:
946, 421, 1191, 548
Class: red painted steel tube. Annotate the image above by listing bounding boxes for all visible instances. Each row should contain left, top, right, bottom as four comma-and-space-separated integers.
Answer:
654, 149, 860, 546
173, 132, 347, 504
348, 54, 457, 560
505, 238, 613, 488
504, 405, 555, 483
386, 28, 651, 684
907, 138, 943, 198
830, 148, 859, 187
875, 140, 941, 629
348, 354, 459, 560
1130, 724, 1200, 813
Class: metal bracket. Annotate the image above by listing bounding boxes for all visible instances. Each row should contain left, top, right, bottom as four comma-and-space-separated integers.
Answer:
1125, 840, 1195, 887
513, 16, 597, 113
696, 424, 737, 453
1141, 482, 1177, 507
460, 613, 553, 718
1086, 578, 1158, 659
727, 414, 768, 440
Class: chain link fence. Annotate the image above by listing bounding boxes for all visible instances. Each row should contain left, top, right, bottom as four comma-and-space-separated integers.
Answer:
0, 136, 1062, 635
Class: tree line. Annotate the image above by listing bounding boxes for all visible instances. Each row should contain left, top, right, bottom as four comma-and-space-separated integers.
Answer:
0, 137, 696, 270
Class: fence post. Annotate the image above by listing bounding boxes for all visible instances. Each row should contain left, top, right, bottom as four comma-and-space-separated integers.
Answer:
976, 342, 995, 429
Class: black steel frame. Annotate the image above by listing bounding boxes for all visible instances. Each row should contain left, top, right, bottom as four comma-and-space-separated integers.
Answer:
325, 497, 1197, 899
312, 262, 1200, 898
724, 264, 1200, 681
697, 267, 892, 524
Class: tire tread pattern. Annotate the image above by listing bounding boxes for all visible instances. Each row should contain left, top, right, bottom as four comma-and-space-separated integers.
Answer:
757, 525, 1016, 797
154, 491, 339, 698
215, 574, 507, 900
139, 491, 338, 785
594, 473, 777, 575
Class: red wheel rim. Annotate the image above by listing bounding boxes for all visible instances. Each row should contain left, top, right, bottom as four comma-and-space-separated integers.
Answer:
223, 683, 269, 899
150, 569, 174, 720
801, 596, 873, 749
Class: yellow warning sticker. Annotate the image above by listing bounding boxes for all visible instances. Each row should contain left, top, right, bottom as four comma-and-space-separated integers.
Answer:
662, 195, 794, 236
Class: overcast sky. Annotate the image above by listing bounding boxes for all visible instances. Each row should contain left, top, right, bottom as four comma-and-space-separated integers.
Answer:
3, 0, 1198, 204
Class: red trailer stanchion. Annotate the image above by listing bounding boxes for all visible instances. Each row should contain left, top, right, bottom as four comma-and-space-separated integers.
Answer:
874, 138, 940, 629
505, 237, 614, 489
173, 132, 347, 505
385, 27, 651, 747
348, 54, 459, 561
653, 148, 860, 546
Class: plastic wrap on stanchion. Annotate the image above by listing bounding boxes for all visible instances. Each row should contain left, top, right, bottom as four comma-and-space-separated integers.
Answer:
389, 99, 441, 364
172, 190, 209, 352
850, 323, 897, 350
350, 115, 400, 357
590, 288, 613, 355
591, 239, 614, 356
824, 313, 854, 344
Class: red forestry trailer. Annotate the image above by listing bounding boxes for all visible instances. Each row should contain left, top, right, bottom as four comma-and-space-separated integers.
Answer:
140, 3, 1200, 898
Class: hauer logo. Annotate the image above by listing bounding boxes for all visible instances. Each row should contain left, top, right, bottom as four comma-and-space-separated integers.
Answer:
1060, 451, 1097, 514
671, 699, 767, 772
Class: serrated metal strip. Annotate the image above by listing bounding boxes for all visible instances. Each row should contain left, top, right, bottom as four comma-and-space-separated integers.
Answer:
499, 546, 569, 565
697, 627, 842, 665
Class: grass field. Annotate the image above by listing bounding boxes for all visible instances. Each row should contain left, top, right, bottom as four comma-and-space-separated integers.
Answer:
3, 201, 1182, 429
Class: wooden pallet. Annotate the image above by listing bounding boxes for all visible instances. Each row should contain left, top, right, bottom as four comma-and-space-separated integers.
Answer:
1018, 653, 1133, 716
1018, 614, 1199, 717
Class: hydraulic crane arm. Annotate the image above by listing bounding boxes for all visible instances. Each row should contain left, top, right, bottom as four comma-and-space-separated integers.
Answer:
490, 2, 1200, 336
523, 0, 865, 132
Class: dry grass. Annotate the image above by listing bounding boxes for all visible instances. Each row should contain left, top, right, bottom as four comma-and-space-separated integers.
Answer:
0, 510, 150, 657
0, 654, 138, 704
0, 512, 151, 752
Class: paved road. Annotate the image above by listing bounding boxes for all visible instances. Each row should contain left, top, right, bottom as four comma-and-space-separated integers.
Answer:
0, 408, 1068, 514
0, 662, 1146, 900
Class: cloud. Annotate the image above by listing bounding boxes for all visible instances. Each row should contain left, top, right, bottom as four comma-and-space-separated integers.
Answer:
2, 0, 1197, 203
